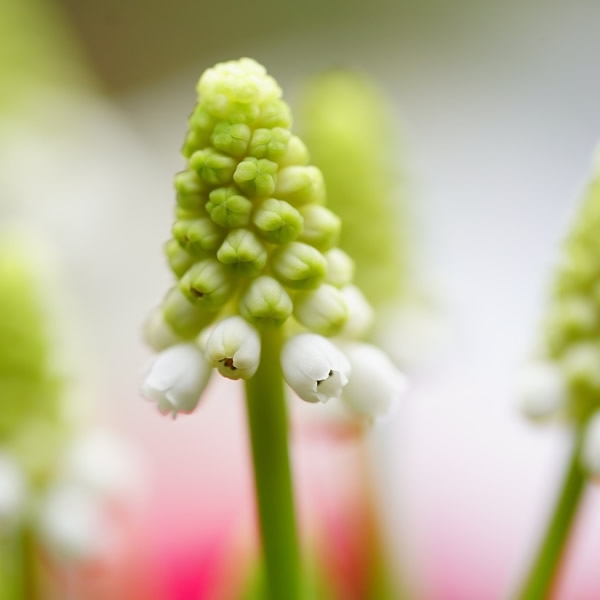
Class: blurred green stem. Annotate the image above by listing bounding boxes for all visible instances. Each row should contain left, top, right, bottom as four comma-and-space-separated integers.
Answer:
0, 526, 36, 600
244, 327, 301, 600
518, 428, 586, 600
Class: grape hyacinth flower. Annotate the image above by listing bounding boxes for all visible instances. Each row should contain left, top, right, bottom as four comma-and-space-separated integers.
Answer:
517, 148, 600, 599
140, 58, 408, 599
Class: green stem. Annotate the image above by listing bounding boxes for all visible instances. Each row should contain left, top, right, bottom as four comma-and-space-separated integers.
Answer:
518, 429, 587, 600
0, 525, 36, 600
244, 326, 301, 600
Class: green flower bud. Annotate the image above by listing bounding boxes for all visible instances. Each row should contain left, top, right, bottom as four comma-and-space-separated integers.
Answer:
294, 284, 348, 336
217, 229, 267, 276
256, 99, 292, 129
239, 276, 293, 327
172, 218, 224, 257
182, 107, 216, 157
190, 149, 237, 186
198, 58, 282, 105
323, 248, 355, 288
271, 242, 327, 290
211, 122, 251, 157
275, 166, 325, 206
179, 259, 234, 307
164, 239, 195, 278
252, 199, 303, 244
233, 157, 278, 197
174, 170, 208, 212
298, 205, 341, 251
279, 135, 309, 166
562, 343, 600, 392
163, 287, 216, 338
248, 128, 291, 161
206, 187, 252, 228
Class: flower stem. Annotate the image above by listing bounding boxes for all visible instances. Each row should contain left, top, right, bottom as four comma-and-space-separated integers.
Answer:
244, 326, 301, 600
518, 428, 587, 600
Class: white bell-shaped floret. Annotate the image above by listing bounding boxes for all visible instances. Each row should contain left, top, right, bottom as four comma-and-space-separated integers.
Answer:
582, 412, 600, 477
341, 343, 408, 419
281, 333, 351, 404
516, 360, 566, 420
205, 316, 261, 380
141, 343, 211, 417
0, 453, 27, 533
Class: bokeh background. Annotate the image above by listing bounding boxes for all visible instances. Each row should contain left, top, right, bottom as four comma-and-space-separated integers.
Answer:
3, 0, 600, 598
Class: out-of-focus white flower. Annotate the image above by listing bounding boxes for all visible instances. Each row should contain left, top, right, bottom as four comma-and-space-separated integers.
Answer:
516, 360, 567, 420
338, 285, 374, 339
340, 342, 408, 419
143, 308, 181, 351
62, 429, 145, 500
38, 483, 112, 562
281, 333, 351, 404
205, 316, 261, 380
582, 412, 600, 477
141, 343, 211, 417
0, 453, 27, 533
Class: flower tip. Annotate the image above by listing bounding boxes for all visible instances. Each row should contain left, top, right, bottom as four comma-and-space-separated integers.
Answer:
516, 360, 566, 420
281, 333, 351, 404
141, 343, 211, 417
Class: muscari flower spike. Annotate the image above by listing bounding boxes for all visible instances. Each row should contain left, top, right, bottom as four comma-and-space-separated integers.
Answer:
518, 149, 600, 477
142, 58, 407, 420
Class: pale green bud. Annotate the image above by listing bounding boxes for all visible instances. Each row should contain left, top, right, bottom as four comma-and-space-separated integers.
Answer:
279, 135, 309, 166
174, 170, 208, 212
182, 107, 216, 157
298, 205, 341, 251
233, 157, 278, 197
323, 248, 355, 288
270, 242, 327, 290
163, 287, 216, 338
248, 127, 291, 161
255, 99, 292, 129
172, 218, 224, 257
190, 149, 237, 186
294, 284, 348, 336
211, 122, 251, 157
252, 199, 303, 244
197, 58, 282, 105
179, 259, 234, 307
275, 166, 325, 206
206, 187, 252, 228
164, 239, 195, 278
239, 276, 293, 327
144, 308, 183, 351
562, 342, 600, 392
217, 229, 267, 276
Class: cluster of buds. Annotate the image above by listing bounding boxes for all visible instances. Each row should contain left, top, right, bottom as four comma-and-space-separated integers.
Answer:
518, 149, 600, 477
143, 58, 407, 420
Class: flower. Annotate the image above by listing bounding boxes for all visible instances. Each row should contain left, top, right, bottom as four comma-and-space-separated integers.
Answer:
281, 333, 351, 403
340, 342, 408, 419
516, 360, 567, 420
582, 411, 600, 476
141, 344, 211, 417
0, 452, 27, 533
205, 316, 261, 380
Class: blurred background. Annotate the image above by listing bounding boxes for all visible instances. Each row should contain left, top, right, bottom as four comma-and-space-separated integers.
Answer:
2, 0, 600, 598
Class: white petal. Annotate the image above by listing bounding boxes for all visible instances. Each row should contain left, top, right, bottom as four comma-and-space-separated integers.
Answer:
205, 316, 261, 380
62, 430, 145, 500
39, 483, 110, 562
281, 333, 351, 403
141, 343, 211, 417
516, 361, 566, 420
339, 285, 374, 339
0, 453, 27, 532
341, 343, 408, 419
582, 412, 600, 477
143, 308, 181, 351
